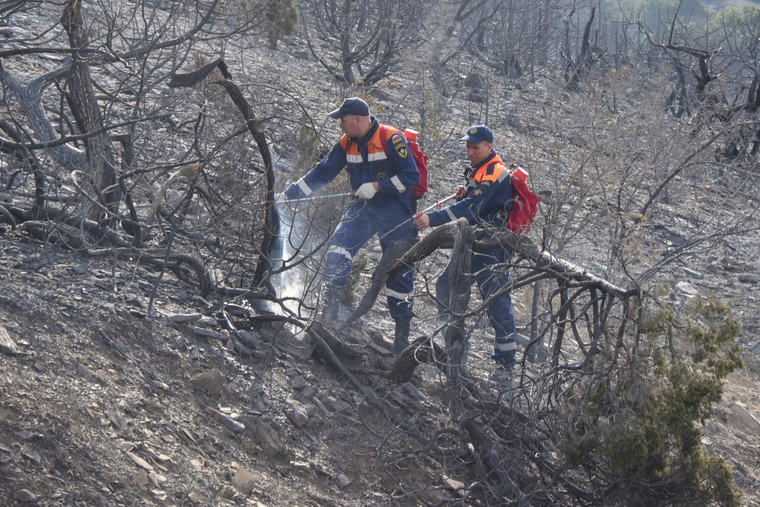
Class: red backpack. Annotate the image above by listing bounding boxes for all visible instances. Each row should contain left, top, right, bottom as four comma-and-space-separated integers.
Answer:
379, 126, 428, 200
507, 166, 540, 234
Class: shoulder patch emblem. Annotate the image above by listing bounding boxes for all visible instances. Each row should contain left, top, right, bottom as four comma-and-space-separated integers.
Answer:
391, 134, 404, 145
479, 181, 492, 187
472, 188, 483, 197
395, 144, 408, 159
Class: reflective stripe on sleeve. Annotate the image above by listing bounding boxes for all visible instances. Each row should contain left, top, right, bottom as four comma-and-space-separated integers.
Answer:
445, 208, 457, 222
327, 245, 353, 261
297, 178, 313, 196
390, 175, 406, 192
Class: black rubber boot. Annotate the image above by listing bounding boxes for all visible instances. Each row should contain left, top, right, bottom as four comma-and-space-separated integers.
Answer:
392, 319, 411, 356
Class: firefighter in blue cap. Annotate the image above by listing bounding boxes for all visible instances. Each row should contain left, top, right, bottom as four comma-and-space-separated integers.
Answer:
278, 98, 419, 355
414, 125, 519, 369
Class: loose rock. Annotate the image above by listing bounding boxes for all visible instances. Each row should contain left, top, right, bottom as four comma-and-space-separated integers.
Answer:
729, 402, 760, 434
189, 326, 226, 340
285, 402, 309, 428
15, 489, 36, 502
125, 450, 154, 471
189, 370, 226, 395
168, 313, 202, 323
334, 472, 351, 488
0, 324, 17, 355
204, 406, 245, 433
134, 469, 149, 490
683, 267, 704, 279
231, 467, 257, 494
289, 375, 306, 389
240, 416, 290, 460
674, 281, 699, 296
443, 476, 465, 491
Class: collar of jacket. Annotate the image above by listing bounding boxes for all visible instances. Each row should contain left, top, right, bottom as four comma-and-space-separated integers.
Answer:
465, 150, 499, 177
347, 117, 380, 150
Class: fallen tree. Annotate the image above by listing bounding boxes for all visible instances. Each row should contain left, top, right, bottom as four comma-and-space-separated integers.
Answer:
328, 218, 741, 506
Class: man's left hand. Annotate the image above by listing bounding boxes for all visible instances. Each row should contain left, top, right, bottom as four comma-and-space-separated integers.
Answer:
356, 182, 379, 200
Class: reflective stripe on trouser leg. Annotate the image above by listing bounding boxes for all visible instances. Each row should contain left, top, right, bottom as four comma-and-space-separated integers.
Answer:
472, 247, 517, 361
325, 245, 353, 288
386, 265, 414, 321
494, 334, 517, 361
378, 205, 417, 322
473, 249, 516, 337
324, 205, 377, 288
486, 292, 516, 336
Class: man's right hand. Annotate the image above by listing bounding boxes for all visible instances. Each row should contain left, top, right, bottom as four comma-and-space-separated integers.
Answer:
413, 212, 430, 232
455, 185, 467, 201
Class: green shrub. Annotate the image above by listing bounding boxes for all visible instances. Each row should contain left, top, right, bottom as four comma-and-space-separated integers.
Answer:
265, 0, 298, 48
561, 295, 743, 506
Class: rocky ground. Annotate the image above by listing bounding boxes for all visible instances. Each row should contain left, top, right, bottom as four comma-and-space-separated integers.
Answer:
3, 3, 760, 506
0, 234, 455, 507
2, 210, 760, 506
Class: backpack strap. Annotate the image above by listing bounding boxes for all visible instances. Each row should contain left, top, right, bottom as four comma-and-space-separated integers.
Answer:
378, 125, 389, 157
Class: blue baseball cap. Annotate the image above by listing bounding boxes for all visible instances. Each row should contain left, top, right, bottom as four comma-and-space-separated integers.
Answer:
460, 125, 494, 144
328, 97, 370, 119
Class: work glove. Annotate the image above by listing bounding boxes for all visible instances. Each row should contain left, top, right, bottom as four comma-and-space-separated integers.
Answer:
356, 182, 378, 200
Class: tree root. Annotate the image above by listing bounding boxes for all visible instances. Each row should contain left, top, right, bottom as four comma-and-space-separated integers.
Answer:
310, 321, 366, 360
0, 203, 16, 229
388, 336, 448, 384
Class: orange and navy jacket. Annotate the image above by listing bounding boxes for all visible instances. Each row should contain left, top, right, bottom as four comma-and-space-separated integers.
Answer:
428, 151, 513, 228
283, 118, 419, 212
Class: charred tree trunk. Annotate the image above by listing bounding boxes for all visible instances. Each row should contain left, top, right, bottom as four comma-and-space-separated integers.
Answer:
215, 78, 280, 294
0, 120, 46, 216
61, 0, 118, 220
564, 7, 596, 92
442, 218, 474, 393
525, 278, 543, 362
168, 59, 280, 296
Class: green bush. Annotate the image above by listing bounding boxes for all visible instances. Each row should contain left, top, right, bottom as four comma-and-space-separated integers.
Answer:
266, 0, 298, 48
561, 295, 743, 506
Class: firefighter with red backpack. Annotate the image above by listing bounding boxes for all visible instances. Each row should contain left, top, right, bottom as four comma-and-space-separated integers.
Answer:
277, 98, 425, 354
414, 125, 538, 371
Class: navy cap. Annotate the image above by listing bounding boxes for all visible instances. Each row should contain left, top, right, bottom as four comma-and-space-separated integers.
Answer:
460, 125, 494, 144
328, 97, 370, 119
